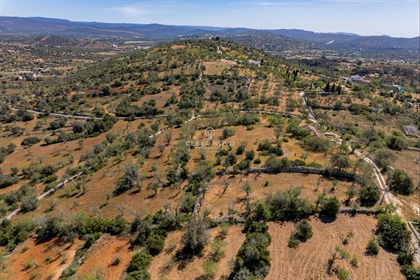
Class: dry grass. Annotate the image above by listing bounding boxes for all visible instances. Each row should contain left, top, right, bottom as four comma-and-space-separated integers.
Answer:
148, 224, 245, 280
202, 172, 351, 215
0, 237, 82, 280
203, 60, 237, 75
266, 215, 404, 280
76, 234, 132, 280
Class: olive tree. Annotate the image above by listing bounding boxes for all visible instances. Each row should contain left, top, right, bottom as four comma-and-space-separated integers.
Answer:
182, 217, 210, 254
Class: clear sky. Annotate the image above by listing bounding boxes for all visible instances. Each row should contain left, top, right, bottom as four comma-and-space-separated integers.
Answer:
1, 0, 419, 38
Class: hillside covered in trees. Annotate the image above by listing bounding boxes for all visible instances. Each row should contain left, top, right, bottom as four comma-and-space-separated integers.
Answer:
0, 38, 419, 280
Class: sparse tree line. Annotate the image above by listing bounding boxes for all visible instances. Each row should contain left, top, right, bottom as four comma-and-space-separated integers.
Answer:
43, 114, 119, 145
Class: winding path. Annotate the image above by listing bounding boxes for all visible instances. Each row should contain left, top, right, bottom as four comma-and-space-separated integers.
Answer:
300, 91, 420, 263
7, 101, 420, 262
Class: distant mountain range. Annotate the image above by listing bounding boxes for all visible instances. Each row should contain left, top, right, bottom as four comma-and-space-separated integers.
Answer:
0, 16, 418, 53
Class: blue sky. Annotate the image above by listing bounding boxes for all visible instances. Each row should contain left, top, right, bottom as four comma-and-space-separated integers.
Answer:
1, 0, 419, 37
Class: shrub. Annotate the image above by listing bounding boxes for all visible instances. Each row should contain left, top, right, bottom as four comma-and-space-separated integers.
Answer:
304, 136, 330, 152
21, 137, 41, 147
320, 197, 340, 217
359, 185, 380, 205
179, 192, 195, 214
182, 217, 210, 254
235, 142, 247, 155
306, 161, 323, 168
386, 135, 407, 151
221, 127, 235, 139
231, 224, 271, 279
126, 251, 153, 273
400, 265, 420, 280
397, 251, 414, 266
146, 233, 166, 256
366, 236, 380, 255
210, 239, 227, 261
234, 159, 251, 171
288, 235, 300, 248
337, 268, 351, 280
373, 148, 396, 169
83, 233, 101, 249
126, 270, 151, 280
44, 175, 58, 184
0, 174, 20, 189
218, 222, 230, 239
286, 123, 310, 139
350, 255, 359, 267
295, 219, 313, 242
20, 194, 39, 212
252, 201, 271, 222
202, 260, 217, 278
376, 213, 411, 251
245, 149, 255, 160
224, 153, 237, 167
266, 188, 315, 221
388, 169, 414, 195
49, 118, 67, 130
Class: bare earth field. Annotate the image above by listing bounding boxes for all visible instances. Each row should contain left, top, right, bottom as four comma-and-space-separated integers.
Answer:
266, 215, 404, 280
0, 238, 82, 280
149, 224, 245, 280
203, 173, 351, 215
76, 234, 132, 280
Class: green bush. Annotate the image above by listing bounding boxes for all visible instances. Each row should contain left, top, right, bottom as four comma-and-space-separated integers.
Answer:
0, 174, 20, 189
386, 135, 407, 151
320, 197, 340, 217
400, 265, 420, 280
125, 269, 151, 280
337, 268, 351, 280
388, 169, 414, 195
179, 192, 195, 214
234, 159, 251, 171
359, 185, 380, 205
126, 251, 153, 273
304, 136, 331, 152
365, 236, 380, 255
376, 213, 411, 251
288, 235, 300, 248
202, 260, 217, 278
146, 233, 166, 256
295, 219, 313, 242
20, 194, 39, 212
266, 188, 315, 221
44, 175, 58, 184
397, 251, 414, 266
232, 224, 271, 279
252, 201, 271, 222
83, 233, 101, 249
21, 137, 41, 147
306, 161, 323, 168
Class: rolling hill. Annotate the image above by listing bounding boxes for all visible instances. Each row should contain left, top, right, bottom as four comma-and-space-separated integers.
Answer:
1, 16, 418, 53
0, 38, 419, 280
